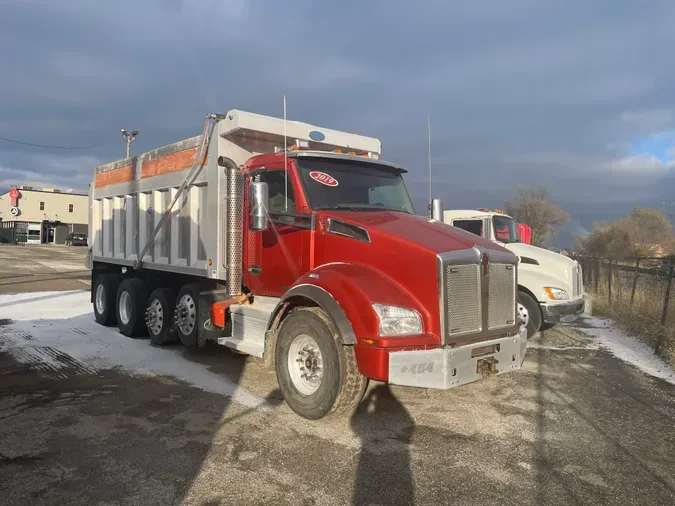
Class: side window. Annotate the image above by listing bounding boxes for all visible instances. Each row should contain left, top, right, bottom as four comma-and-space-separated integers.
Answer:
453, 219, 483, 237
258, 170, 295, 213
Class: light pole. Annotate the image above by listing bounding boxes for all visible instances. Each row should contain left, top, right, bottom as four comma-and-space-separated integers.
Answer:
121, 128, 139, 159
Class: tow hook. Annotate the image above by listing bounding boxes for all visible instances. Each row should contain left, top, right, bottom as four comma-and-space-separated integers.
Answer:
476, 357, 499, 378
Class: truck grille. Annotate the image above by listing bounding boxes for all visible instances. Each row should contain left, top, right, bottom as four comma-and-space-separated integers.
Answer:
439, 248, 518, 344
487, 263, 516, 329
572, 263, 583, 298
444, 264, 482, 336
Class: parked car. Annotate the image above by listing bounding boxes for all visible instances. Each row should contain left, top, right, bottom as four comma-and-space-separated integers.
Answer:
65, 233, 88, 246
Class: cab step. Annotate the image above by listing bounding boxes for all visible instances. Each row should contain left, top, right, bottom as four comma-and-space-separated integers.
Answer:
216, 296, 280, 357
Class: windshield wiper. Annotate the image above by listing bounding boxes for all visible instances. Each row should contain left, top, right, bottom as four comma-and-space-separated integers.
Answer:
320, 205, 362, 211
319, 204, 411, 213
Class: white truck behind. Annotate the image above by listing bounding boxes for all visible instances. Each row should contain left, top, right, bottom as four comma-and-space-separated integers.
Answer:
442, 208, 585, 338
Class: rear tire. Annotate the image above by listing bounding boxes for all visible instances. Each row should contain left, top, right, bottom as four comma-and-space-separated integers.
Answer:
174, 284, 200, 347
275, 307, 368, 420
518, 290, 542, 339
146, 288, 178, 346
93, 274, 121, 326
116, 278, 150, 337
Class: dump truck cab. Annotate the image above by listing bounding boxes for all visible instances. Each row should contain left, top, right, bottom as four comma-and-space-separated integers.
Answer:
87, 110, 529, 420
443, 208, 585, 338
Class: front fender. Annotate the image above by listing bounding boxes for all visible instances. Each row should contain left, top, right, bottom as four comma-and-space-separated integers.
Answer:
277, 262, 434, 346
518, 264, 571, 303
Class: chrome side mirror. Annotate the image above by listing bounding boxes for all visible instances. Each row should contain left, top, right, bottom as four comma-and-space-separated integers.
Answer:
249, 181, 269, 231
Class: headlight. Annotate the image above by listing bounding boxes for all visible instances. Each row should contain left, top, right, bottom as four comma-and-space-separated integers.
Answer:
544, 287, 569, 300
372, 304, 422, 336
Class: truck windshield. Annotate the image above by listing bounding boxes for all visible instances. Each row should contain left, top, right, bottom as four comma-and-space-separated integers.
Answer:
493, 215, 521, 244
295, 158, 415, 214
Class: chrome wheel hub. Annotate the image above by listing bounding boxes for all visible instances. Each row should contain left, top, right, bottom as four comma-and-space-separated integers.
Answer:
145, 298, 164, 335
174, 294, 196, 335
288, 334, 323, 396
95, 284, 105, 315
119, 291, 132, 325
517, 303, 529, 328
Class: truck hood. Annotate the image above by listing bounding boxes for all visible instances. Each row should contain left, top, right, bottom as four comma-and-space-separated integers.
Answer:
505, 242, 576, 271
324, 210, 511, 255
504, 242, 582, 301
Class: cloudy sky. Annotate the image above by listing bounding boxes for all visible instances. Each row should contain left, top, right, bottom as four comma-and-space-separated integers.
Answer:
2, 0, 675, 239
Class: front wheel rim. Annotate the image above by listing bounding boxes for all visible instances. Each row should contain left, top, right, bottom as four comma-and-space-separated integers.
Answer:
287, 334, 324, 396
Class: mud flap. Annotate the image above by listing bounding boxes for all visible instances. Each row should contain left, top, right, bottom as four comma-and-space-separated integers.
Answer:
197, 289, 230, 347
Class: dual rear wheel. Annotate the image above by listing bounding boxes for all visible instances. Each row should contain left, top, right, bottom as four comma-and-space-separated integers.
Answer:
92, 274, 193, 346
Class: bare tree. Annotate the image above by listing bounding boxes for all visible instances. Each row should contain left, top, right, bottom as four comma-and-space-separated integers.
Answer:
504, 186, 570, 247
616, 207, 673, 256
575, 221, 632, 258
576, 207, 673, 258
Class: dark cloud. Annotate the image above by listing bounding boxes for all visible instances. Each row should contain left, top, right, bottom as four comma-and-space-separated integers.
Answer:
1, 0, 675, 235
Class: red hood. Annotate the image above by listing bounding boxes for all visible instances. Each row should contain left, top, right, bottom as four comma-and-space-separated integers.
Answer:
313, 210, 514, 345
321, 210, 509, 255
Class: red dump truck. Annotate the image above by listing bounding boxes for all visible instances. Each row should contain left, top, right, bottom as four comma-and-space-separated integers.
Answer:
86, 110, 528, 419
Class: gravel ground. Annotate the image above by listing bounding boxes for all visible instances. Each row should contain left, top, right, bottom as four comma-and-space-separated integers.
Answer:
1, 245, 675, 505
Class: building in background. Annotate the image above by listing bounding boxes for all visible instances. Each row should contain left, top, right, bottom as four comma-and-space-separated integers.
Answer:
0, 186, 88, 244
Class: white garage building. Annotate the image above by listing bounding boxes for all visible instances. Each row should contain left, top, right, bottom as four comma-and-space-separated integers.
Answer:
0, 186, 89, 244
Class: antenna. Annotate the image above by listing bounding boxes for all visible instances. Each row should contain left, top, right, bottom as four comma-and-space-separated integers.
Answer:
428, 114, 432, 216
283, 95, 288, 211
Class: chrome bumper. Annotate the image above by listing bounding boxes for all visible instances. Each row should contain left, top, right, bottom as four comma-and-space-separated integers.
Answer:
541, 296, 586, 324
387, 327, 527, 390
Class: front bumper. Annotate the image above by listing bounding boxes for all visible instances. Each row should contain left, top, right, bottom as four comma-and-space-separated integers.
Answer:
540, 296, 586, 324
387, 327, 527, 390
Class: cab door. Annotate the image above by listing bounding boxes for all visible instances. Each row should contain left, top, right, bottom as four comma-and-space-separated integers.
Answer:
244, 167, 311, 297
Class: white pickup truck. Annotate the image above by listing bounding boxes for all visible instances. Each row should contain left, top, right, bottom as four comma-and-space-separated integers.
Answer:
443, 209, 585, 338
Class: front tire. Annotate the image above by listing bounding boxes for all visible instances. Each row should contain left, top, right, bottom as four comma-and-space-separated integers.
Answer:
275, 307, 368, 420
116, 278, 150, 337
518, 290, 542, 339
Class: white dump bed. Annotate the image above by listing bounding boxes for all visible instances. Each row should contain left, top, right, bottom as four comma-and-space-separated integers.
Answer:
88, 109, 381, 280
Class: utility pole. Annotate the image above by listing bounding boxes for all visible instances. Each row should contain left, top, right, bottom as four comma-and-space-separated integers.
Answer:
121, 129, 139, 159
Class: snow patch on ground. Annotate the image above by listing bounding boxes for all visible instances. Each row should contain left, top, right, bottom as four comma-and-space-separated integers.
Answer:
579, 316, 675, 385
0, 290, 267, 409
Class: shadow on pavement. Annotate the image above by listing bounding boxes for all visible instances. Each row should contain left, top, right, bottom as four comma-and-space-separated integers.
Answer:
0, 301, 258, 505
350, 384, 415, 505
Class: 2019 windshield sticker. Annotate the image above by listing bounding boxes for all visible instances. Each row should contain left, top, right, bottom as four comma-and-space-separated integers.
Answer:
309, 171, 339, 187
